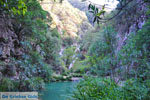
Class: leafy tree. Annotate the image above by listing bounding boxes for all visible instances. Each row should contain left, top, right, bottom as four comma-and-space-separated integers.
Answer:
86, 0, 150, 24
88, 4, 105, 24
120, 18, 150, 80
0, 0, 62, 91
62, 46, 76, 69
0, 0, 27, 15
84, 26, 117, 77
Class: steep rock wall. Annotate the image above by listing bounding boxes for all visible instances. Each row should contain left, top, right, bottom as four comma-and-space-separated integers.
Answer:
40, 0, 92, 38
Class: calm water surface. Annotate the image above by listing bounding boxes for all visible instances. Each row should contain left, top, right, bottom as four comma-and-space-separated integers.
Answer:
40, 81, 77, 100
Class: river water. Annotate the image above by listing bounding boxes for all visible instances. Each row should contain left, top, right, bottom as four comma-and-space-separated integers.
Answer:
40, 82, 77, 100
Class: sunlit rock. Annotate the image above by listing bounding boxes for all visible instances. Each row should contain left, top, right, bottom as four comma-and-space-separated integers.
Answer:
40, 0, 92, 38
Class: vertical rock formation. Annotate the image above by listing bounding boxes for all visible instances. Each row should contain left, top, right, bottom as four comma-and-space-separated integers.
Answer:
40, 0, 92, 38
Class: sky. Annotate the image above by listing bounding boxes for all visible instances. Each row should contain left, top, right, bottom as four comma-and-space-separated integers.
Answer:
89, 0, 119, 9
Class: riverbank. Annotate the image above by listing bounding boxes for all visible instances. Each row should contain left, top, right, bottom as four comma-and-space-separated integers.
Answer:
51, 73, 83, 82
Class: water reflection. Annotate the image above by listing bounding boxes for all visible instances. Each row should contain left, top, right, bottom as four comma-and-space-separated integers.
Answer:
40, 81, 77, 100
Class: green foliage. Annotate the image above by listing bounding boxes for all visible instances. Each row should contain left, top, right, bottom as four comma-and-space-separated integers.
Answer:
0, 0, 62, 91
14, 51, 52, 82
71, 3, 150, 100
82, 15, 150, 80
71, 77, 121, 100
11, 0, 61, 80
16, 0, 62, 72
69, 73, 82, 77
71, 59, 90, 74
0, 0, 27, 15
89, 26, 117, 55
62, 46, 76, 68
13, 0, 48, 40
88, 4, 105, 24
122, 79, 150, 100
71, 77, 150, 100
82, 26, 117, 76
0, 78, 15, 91
27, 77, 45, 91
62, 37, 74, 47
0, 76, 45, 91
42, 30, 62, 71
119, 18, 150, 80
52, 74, 71, 81
80, 28, 100, 51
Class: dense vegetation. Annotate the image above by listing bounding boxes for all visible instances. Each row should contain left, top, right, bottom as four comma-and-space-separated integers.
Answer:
70, 0, 150, 99
0, 0, 150, 100
71, 18, 150, 100
0, 0, 62, 91
70, 77, 150, 100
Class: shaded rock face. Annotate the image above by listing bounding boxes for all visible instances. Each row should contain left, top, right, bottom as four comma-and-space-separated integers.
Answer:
0, 16, 15, 59
0, 14, 23, 60
115, 0, 147, 52
40, 0, 92, 38
0, 14, 21, 77
3, 65, 16, 76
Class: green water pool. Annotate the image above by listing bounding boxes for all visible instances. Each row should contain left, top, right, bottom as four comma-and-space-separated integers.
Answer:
40, 81, 77, 100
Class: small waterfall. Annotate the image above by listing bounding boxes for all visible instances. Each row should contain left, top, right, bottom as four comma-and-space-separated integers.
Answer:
59, 43, 80, 70
68, 57, 77, 69
68, 44, 80, 70
59, 47, 65, 56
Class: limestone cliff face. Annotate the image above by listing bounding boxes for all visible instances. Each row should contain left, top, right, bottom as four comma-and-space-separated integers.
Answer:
115, 0, 147, 52
0, 14, 22, 78
40, 0, 92, 38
